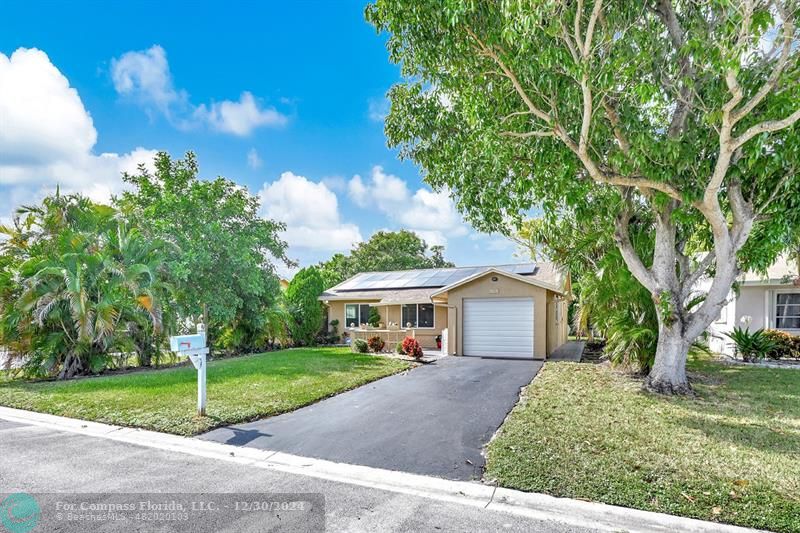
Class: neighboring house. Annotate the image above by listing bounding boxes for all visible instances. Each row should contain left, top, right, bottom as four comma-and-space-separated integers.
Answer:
319, 263, 570, 359
279, 278, 290, 291
707, 255, 800, 355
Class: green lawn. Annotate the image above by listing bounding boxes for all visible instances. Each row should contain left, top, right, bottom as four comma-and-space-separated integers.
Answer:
0, 347, 409, 436
485, 360, 800, 533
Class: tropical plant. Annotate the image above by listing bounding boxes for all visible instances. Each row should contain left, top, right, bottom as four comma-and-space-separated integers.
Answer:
284, 266, 325, 346
367, 335, 386, 352
368, 0, 800, 394
0, 193, 171, 378
395, 341, 404, 354
351, 338, 369, 354
401, 336, 423, 359
724, 327, 777, 362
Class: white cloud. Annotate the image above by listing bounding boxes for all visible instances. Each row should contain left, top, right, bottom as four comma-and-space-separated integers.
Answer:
0, 48, 159, 220
110, 46, 287, 136
110, 45, 186, 116
0, 48, 97, 168
259, 171, 362, 252
412, 230, 447, 247
247, 148, 262, 169
347, 166, 467, 245
321, 175, 346, 192
368, 97, 389, 122
194, 92, 287, 136
348, 174, 369, 206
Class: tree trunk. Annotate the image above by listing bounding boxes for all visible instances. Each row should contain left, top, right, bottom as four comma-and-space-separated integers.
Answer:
645, 319, 692, 394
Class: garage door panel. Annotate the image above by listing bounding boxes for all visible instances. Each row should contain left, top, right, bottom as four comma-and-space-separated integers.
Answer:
463, 297, 534, 358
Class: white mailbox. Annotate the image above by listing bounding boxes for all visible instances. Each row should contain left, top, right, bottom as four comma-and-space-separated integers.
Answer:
170, 325, 209, 415
169, 333, 206, 353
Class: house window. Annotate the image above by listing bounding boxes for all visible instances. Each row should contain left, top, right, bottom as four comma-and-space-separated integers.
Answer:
344, 304, 372, 328
776, 293, 800, 329
401, 303, 434, 328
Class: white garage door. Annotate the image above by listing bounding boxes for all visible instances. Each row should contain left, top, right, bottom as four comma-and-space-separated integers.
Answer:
463, 297, 534, 358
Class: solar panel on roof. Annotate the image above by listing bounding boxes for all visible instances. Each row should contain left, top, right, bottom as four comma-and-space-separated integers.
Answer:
428, 273, 451, 285
332, 264, 539, 292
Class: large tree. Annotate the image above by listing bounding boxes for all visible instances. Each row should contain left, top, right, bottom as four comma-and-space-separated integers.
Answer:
117, 152, 293, 341
318, 230, 455, 288
368, 0, 800, 393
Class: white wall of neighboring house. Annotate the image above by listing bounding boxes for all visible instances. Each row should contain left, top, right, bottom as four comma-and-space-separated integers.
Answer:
704, 255, 800, 356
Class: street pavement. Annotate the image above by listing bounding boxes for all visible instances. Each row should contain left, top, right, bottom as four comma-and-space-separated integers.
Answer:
0, 418, 595, 532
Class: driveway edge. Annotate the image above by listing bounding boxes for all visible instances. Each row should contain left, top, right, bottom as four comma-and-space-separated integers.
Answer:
0, 406, 763, 533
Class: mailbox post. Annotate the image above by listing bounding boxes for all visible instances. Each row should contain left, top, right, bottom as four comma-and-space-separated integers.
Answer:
169, 324, 209, 416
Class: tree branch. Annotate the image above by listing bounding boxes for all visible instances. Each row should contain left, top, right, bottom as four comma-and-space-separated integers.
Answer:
500, 130, 556, 138
733, 108, 800, 148
602, 99, 631, 155
755, 170, 795, 216
583, 0, 604, 58
613, 200, 657, 292
732, 2, 791, 123
655, 0, 696, 137
682, 252, 715, 295
466, 27, 553, 125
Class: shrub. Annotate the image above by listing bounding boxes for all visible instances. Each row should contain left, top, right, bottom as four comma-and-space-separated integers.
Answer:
401, 337, 423, 359
368, 307, 381, 327
724, 327, 777, 362
395, 341, 404, 354
351, 338, 369, 353
367, 336, 386, 352
763, 329, 800, 360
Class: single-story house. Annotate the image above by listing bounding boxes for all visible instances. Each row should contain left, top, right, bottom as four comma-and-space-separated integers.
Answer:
319, 263, 570, 359
707, 255, 800, 355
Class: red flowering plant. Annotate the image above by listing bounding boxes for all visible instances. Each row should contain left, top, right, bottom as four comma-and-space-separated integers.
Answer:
367, 335, 386, 353
401, 337, 423, 359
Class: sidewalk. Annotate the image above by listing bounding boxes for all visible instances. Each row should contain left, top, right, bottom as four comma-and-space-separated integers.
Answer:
0, 406, 763, 533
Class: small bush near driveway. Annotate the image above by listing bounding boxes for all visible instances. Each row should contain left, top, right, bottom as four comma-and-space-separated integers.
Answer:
367, 336, 386, 352
0, 347, 408, 436
401, 337, 423, 359
351, 338, 369, 353
484, 361, 800, 533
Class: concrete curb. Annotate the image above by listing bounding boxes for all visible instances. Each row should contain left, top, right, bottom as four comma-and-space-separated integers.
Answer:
0, 406, 763, 533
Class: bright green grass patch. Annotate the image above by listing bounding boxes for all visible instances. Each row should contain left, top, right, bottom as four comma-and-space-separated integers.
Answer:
485, 360, 800, 533
0, 347, 409, 436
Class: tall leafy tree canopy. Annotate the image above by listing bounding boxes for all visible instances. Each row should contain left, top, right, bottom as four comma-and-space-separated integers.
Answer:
284, 266, 325, 345
318, 230, 455, 288
117, 152, 293, 330
367, 0, 800, 393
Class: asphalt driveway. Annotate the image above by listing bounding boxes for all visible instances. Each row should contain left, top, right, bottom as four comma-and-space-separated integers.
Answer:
200, 356, 541, 480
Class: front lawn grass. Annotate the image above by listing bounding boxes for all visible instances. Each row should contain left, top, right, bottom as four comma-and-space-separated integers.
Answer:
485, 360, 800, 533
0, 347, 409, 436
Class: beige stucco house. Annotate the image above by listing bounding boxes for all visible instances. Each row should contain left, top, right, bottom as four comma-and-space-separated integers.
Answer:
706, 254, 800, 355
319, 263, 570, 359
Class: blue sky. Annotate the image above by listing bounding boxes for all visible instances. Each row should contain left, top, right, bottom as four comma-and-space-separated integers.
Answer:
0, 1, 519, 275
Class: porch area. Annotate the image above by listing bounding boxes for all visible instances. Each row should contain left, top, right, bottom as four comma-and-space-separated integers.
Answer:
333, 300, 448, 350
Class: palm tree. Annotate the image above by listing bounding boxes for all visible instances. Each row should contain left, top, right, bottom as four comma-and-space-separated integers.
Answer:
3, 193, 171, 378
